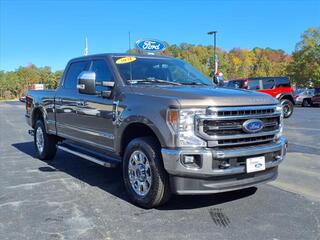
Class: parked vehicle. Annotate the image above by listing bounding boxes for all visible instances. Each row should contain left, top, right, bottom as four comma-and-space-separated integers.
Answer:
311, 88, 320, 107
19, 96, 26, 103
294, 89, 314, 107
25, 54, 287, 208
226, 77, 295, 118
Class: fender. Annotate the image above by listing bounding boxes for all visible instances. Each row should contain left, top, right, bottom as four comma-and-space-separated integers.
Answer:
276, 92, 295, 103
32, 105, 49, 132
115, 115, 167, 155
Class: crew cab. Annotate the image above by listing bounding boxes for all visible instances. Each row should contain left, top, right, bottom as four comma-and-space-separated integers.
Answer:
226, 77, 295, 118
26, 54, 288, 208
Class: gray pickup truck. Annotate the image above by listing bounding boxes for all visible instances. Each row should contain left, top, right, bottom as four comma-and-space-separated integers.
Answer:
26, 53, 288, 208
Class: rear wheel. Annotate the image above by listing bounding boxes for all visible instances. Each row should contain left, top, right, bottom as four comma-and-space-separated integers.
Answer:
281, 99, 294, 118
34, 120, 57, 160
302, 99, 309, 107
123, 137, 171, 208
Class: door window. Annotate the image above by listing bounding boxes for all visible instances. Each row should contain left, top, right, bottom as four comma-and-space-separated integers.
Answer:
275, 77, 290, 88
263, 78, 275, 89
63, 61, 89, 89
90, 60, 114, 92
247, 79, 261, 90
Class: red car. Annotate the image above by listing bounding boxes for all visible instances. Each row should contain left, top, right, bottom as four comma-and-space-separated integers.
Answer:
226, 77, 295, 118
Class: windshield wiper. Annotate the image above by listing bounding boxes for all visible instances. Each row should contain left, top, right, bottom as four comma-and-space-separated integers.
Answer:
180, 81, 210, 86
127, 78, 182, 85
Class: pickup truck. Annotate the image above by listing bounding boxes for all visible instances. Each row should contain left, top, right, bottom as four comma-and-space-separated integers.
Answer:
26, 53, 288, 208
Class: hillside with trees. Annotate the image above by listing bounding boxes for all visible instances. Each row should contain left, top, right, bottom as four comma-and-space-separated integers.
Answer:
0, 27, 319, 99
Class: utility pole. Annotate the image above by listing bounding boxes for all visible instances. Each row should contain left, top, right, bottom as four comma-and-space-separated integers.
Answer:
128, 31, 131, 52
84, 36, 88, 56
207, 31, 217, 75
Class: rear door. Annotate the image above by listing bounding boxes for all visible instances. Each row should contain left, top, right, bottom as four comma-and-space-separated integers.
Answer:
75, 58, 116, 151
259, 78, 277, 97
55, 60, 90, 139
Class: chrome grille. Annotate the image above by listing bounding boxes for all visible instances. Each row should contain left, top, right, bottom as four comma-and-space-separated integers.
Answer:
196, 105, 281, 147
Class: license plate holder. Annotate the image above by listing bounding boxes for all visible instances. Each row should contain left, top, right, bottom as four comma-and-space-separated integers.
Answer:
246, 156, 266, 173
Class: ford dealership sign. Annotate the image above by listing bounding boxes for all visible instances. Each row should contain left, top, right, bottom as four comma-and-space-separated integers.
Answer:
136, 39, 166, 53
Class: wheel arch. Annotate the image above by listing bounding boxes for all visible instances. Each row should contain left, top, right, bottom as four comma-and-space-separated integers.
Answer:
117, 122, 165, 157
277, 93, 295, 104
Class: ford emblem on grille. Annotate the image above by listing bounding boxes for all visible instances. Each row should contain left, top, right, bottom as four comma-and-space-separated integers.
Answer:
242, 119, 264, 133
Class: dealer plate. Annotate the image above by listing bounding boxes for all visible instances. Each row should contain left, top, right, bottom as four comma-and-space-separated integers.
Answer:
246, 156, 266, 173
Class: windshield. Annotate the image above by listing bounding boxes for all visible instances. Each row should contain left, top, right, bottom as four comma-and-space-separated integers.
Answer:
112, 56, 212, 86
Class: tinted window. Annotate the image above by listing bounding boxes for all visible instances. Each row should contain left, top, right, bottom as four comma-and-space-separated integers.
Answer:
64, 61, 89, 89
90, 60, 113, 82
263, 78, 275, 89
248, 79, 261, 90
227, 80, 244, 88
276, 77, 290, 88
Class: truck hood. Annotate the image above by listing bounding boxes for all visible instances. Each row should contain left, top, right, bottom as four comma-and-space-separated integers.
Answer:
130, 85, 278, 107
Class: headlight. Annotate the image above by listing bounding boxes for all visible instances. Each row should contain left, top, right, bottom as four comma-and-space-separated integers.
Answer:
167, 108, 206, 147
275, 104, 283, 139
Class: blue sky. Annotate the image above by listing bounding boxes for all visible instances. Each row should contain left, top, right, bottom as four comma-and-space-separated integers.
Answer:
1, 0, 319, 71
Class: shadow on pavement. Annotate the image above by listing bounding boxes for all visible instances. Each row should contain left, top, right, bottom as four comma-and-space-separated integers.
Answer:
12, 141, 257, 210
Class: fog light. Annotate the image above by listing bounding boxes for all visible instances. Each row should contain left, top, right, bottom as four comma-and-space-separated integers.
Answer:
183, 155, 195, 164
181, 154, 202, 169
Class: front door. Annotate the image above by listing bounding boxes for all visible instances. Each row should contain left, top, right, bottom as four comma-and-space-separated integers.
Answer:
55, 60, 90, 140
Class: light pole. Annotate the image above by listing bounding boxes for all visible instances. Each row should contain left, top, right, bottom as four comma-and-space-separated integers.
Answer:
207, 31, 217, 75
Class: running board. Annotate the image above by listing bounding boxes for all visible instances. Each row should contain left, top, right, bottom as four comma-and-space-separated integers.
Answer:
57, 143, 120, 168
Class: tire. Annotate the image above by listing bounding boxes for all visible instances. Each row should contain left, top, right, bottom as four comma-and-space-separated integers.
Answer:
281, 99, 294, 118
123, 137, 171, 208
34, 120, 57, 160
302, 99, 308, 107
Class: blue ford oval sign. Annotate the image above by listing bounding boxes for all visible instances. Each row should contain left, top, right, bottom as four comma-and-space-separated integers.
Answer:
136, 39, 166, 53
242, 119, 264, 133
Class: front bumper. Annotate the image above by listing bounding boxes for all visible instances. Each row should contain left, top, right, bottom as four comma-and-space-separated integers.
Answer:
161, 137, 287, 194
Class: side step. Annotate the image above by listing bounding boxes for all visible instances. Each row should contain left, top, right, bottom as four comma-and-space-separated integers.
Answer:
57, 143, 120, 168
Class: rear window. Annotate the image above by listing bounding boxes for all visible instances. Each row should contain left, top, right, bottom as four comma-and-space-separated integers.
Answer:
227, 80, 244, 88
248, 79, 261, 90
275, 77, 290, 88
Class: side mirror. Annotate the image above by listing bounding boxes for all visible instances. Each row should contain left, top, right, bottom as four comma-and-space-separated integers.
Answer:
77, 71, 96, 95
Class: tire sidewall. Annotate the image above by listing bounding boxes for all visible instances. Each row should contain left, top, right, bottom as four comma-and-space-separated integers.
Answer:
34, 120, 48, 159
302, 99, 307, 107
281, 99, 293, 118
123, 138, 164, 208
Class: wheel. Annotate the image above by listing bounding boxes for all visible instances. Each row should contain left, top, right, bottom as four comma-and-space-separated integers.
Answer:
281, 99, 294, 118
34, 120, 57, 160
123, 137, 171, 208
302, 99, 308, 107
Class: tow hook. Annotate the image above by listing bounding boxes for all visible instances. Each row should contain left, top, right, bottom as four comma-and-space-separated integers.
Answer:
219, 160, 231, 169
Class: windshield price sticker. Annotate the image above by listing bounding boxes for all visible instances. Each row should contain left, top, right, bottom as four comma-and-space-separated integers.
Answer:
116, 56, 136, 64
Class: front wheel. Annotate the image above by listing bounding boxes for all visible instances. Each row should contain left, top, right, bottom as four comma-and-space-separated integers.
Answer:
123, 137, 171, 208
302, 99, 309, 107
281, 99, 294, 118
34, 120, 57, 160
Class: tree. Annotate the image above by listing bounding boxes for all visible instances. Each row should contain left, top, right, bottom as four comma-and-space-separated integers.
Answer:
287, 27, 320, 87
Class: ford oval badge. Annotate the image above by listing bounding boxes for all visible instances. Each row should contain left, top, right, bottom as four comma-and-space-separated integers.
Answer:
136, 39, 166, 53
242, 119, 264, 133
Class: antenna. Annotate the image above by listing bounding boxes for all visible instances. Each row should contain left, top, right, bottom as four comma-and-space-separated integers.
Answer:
84, 36, 88, 56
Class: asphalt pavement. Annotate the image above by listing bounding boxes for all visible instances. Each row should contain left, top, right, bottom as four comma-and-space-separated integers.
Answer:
0, 101, 320, 240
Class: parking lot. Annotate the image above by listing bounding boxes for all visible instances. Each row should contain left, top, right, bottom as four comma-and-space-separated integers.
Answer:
0, 101, 319, 240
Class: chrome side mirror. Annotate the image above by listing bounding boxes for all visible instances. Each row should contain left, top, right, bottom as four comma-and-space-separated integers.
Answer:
77, 71, 96, 95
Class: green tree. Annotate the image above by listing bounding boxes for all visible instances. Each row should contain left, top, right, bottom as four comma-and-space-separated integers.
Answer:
287, 27, 320, 87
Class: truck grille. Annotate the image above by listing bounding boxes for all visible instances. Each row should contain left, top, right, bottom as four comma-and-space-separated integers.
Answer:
196, 105, 281, 147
